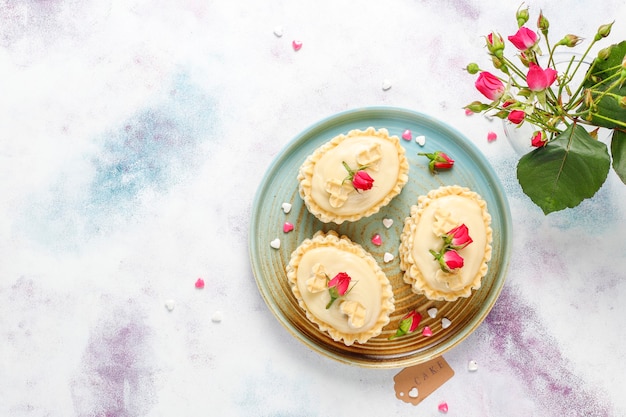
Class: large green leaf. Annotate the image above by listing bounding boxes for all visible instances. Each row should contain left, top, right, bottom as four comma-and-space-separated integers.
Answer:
517, 124, 611, 214
579, 41, 626, 129
611, 129, 626, 184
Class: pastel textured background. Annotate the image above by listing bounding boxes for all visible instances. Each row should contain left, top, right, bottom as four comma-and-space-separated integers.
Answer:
1, 1, 625, 416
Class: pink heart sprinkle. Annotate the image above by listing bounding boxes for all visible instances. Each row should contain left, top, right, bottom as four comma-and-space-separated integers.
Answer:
401, 129, 412, 141
438, 402, 449, 413
283, 222, 294, 233
195, 278, 205, 289
422, 326, 433, 337
371, 234, 382, 246
292, 40, 302, 51
487, 131, 497, 142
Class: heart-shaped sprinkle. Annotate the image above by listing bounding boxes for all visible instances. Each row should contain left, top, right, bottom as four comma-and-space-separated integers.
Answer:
487, 131, 498, 142
292, 40, 302, 51
273, 26, 283, 37
270, 238, 281, 249
427, 307, 438, 318
408, 387, 419, 398
340, 300, 366, 328
468, 360, 478, 372
371, 234, 382, 246
438, 402, 449, 413
211, 311, 223, 323
195, 278, 205, 289
281, 202, 292, 213
382, 79, 392, 91
422, 326, 433, 337
283, 222, 294, 233
401, 129, 412, 141
383, 252, 394, 263
441, 317, 452, 329
382, 218, 393, 229
415, 135, 426, 146
164, 299, 176, 311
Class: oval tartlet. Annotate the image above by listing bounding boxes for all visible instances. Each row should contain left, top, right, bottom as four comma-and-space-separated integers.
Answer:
297, 127, 409, 224
399, 185, 493, 301
286, 231, 395, 346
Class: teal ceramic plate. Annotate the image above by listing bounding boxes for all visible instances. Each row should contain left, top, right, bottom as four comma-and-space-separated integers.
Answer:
249, 107, 511, 368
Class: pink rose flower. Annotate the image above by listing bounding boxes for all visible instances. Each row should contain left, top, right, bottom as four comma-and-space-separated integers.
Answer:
507, 109, 525, 124
326, 272, 351, 308
508, 26, 538, 50
352, 170, 374, 190
475, 71, 505, 101
442, 250, 464, 271
531, 130, 548, 147
389, 310, 422, 340
444, 224, 473, 249
526, 62, 558, 92
418, 150, 455, 173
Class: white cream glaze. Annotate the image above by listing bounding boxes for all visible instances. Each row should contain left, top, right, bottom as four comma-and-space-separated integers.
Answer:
297, 127, 409, 224
286, 231, 395, 345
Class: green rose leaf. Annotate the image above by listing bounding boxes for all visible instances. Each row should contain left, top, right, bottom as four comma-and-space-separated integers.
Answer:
579, 41, 626, 129
611, 129, 626, 184
517, 124, 611, 214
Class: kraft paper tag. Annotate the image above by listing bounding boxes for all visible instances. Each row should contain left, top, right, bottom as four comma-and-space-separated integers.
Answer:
393, 356, 454, 405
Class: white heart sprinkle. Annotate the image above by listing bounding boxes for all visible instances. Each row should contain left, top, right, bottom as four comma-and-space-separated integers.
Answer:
415, 135, 426, 146
468, 360, 478, 372
281, 202, 292, 213
441, 317, 451, 329
427, 307, 438, 318
270, 238, 281, 249
382, 218, 393, 229
212, 311, 223, 323
408, 387, 419, 398
383, 252, 394, 263
382, 79, 392, 91
273, 26, 283, 37
164, 299, 176, 311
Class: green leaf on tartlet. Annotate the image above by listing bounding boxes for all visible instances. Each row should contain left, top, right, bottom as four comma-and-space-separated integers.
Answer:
611, 129, 626, 184
516, 124, 611, 214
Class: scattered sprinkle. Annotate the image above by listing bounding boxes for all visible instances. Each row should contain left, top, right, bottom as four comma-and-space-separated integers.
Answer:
371, 234, 382, 246
195, 278, 205, 289
281, 202, 292, 213
164, 299, 176, 311
382, 79, 392, 91
283, 222, 294, 233
427, 307, 438, 318
401, 129, 412, 141
383, 252, 394, 263
292, 40, 302, 51
438, 402, 449, 413
422, 326, 433, 337
273, 26, 283, 37
415, 135, 426, 146
487, 131, 498, 142
270, 238, 281, 249
465, 108, 473, 116
212, 311, 223, 323
468, 360, 478, 372
382, 218, 393, 229
441, 318, 452, 329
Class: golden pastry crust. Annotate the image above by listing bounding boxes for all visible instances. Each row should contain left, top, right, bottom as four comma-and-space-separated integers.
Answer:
297, 127, 409, 224
286, 231, 395, 346
399, 185, 493, 301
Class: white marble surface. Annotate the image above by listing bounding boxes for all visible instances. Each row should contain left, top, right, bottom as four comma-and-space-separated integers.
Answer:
2, 1, 626, 416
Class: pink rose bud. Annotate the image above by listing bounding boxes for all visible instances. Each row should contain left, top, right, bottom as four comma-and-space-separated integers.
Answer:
507, 109, 525, 124
352, 170, 374, 191
445, 224, 473, 249
443, 250, 464, 271
326, 271, 352, 309
475, 71, 505, 101
389, 310, 422, 340
531, 130, 548, 147
526, 63, 558, 92
418, 151, 455, 173
508, 26, 538, 51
